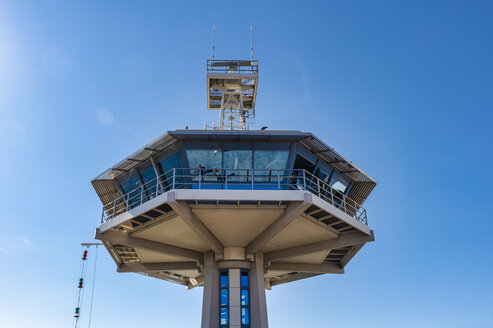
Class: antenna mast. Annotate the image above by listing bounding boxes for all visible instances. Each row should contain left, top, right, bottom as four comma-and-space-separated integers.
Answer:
250, 25, 254, 61
212, 25, 215, 61
206, 27, 259, 130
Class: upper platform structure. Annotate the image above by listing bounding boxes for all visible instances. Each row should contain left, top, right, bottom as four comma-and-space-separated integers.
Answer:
207, 60, 259, 130
92, 129, 376, 289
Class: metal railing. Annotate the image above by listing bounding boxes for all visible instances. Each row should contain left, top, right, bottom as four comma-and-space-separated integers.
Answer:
101, 168, 368, 225
207, 60, 258, 74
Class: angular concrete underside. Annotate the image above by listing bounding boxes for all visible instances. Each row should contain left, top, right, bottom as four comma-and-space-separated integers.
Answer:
95, 189, 374, 287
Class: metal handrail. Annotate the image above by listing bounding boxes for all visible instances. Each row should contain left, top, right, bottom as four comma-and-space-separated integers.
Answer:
207, 60, 258, 74
100, 168, 368, 225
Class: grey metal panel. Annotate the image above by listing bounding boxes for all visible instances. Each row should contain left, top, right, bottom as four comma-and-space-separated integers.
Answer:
92, 132, 178, 180
91, 179, 121, 208
347, 181, 376, 208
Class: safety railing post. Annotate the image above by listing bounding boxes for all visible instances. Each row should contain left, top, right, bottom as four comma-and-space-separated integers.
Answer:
112, 200, 116, 219
302, 170, 306, 190
251, 170, 254, 190
277, 171, 280, 190
101, 207, 105, 224
317, 178, 320, 196
225, 169, 228, 189
172, 168, 176, 189
198, 168, 202, 189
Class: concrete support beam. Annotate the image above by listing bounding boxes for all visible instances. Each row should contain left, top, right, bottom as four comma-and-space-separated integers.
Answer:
117, 261, 198, 273
245, 196, 311, 255
264, 230, 374, 262
267, 261, 344, 274
169, 197, 224, 254
250, 252, 269, 328
201, 251, 220, 328
187, 274, 205, 290
95, 229, 204, 264
270, 273, 321, 287
217, 261, 252, 270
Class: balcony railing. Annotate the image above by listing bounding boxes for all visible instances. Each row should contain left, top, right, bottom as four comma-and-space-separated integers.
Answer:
101, 168, 368, 225
207, 60, 258, 74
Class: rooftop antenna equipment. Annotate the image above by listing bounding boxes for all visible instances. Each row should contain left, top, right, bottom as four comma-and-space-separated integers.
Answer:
206, 27, 259, 130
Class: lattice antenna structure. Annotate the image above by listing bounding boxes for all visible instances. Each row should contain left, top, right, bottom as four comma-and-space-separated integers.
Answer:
206, 29, 259, 130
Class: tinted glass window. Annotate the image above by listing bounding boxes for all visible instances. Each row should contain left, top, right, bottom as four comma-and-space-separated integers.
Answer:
330, 171, 350, 193
159, 153, 182, 175
158, 153, 182, 189
224, 150, 252, 183
186, 149, 221, 170
254, 150, 289, 170
140, 166, 157, 199
120, 175, 142, 208
223, 150, 252, 169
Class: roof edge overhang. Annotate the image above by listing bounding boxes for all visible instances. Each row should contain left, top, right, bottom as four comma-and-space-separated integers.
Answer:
92, 129, 376, 187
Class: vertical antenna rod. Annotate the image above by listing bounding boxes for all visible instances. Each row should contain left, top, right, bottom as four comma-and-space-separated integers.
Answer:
250, 25, 253, 61
212, 25, 215, 61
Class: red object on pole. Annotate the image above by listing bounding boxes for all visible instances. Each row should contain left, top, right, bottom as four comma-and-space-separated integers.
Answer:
82, 250, 88, 260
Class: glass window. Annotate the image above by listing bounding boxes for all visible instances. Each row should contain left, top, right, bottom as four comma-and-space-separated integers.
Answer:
220, 289, 228, 307
220, 271, 229, 288
240, 270, 250, 327
140, 166, 157, 200
219, 270, 229, 327
187, 149, 222, 170
220, 308, 228, 325
241, 289, 249, 306
158, 153, 182, 189
120, 175, 142, 209
254, 150, 289, 183
223, 150, 252, 183
223, 150, 252, 169
254, 150, 289, 170
329, 171, 350, 207
330, 171, 350, 193
241, 308, 250, 325
240, 271, 249, 288
292, 155, 317, 191
186, 149, 222, 184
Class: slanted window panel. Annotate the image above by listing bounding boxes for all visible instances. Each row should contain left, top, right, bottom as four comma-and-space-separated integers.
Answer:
315, 168, 333, 198
292, 155, 317, 191
120, 175, 142, 209
253, 150, 289, 185
240, 270, 250, 328
140, 166, 157, 201
186, 149, 223, 186
329, 171, 350, 207
158, 153, 182, 190
220, 270, 229, 327
223, 150, 252, 185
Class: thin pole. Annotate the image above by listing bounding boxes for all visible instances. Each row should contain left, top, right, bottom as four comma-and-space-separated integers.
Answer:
212, 25, 215, 61
87, 245, 99, 328
250, 25, 253, 61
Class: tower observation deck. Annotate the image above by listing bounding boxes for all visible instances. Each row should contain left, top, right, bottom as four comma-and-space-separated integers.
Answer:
92, 55, 376, 328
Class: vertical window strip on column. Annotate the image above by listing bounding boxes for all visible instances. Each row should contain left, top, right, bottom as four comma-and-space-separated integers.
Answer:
220, 270, 229, 327
240, 270, 250, 328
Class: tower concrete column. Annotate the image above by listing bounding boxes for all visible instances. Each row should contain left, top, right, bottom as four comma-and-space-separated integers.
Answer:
250, 252, 268, 328
202, 251, 219, 328
229, 268, 241, 328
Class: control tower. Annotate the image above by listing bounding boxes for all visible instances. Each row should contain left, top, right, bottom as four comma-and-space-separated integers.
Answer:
92, 56, 376, 328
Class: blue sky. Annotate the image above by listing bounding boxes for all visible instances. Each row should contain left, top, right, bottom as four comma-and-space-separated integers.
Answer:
0, 0, 492, 327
